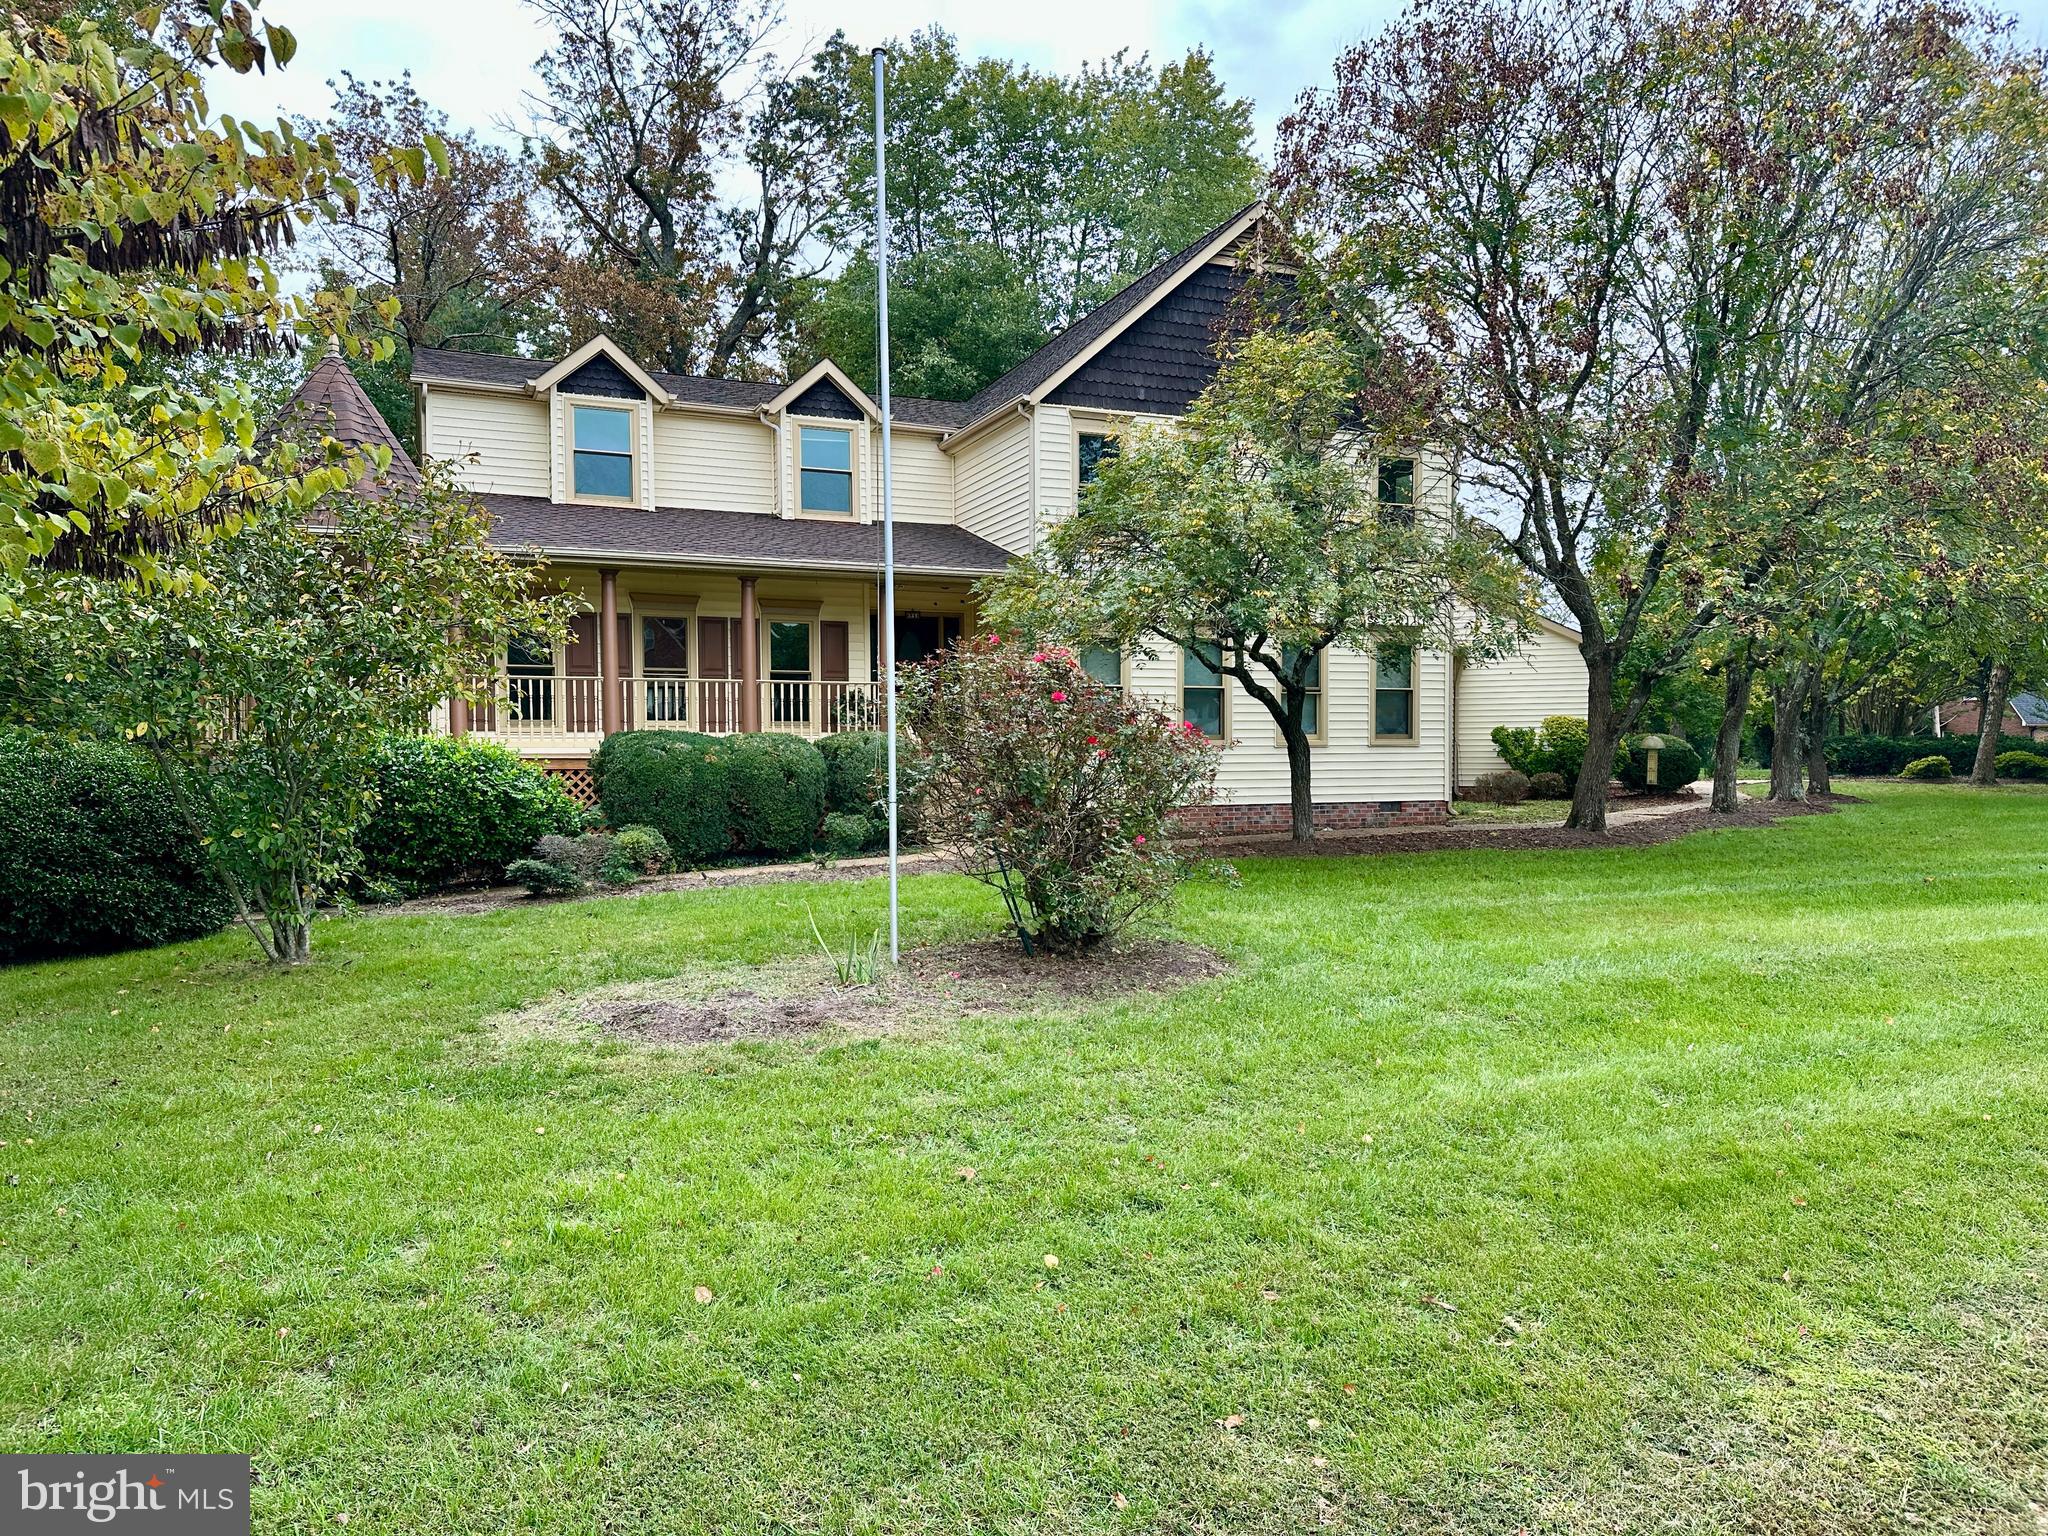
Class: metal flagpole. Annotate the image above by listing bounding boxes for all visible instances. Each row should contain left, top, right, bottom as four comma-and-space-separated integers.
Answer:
874, 45, 900, 964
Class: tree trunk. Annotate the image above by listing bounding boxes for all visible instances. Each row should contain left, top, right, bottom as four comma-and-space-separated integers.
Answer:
1567, 657, 1621, 832
1711, 650, 1753, 815
1767, 671, 1810, 803
1282, 719, 1315, 842
1971, 661, 2013, 786
1804, 684, 1832, 799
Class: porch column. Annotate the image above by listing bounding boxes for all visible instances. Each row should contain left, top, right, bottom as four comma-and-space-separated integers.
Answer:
448, 694, 470, 738
738, 574, 761, 733
599, 567, 621, 736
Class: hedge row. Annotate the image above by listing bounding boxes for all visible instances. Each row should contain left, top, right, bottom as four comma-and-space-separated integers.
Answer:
0, 729, 228, 963
1827, 732, 2046, 776
594, 729, 896, 863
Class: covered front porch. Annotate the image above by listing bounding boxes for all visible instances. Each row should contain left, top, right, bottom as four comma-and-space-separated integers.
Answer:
451, 561, 977, 759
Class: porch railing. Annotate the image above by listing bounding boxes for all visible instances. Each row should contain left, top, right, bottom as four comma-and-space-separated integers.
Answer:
471, 677, 882, 742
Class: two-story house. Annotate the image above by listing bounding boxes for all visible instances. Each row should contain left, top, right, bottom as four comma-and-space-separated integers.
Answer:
299, 201, 1587, 827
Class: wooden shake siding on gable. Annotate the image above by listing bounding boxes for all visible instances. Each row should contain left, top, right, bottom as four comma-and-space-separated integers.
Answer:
1046, 263, 1245, 416
786, 378, 865, 419
558, 354, 648, 400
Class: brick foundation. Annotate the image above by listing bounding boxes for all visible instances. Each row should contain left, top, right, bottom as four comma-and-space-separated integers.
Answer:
1170, 798, 1450, 837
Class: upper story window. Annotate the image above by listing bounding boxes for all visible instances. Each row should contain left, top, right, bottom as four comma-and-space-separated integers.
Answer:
1077, 432, 1120, 504
572, 405, 635, 501
1080, 645, 1122, 689
1377, 456, 1417, 527
800, 426, 853, 515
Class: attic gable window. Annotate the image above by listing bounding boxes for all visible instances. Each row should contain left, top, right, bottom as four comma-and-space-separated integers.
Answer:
572, 405, 636, 501
799, 426, 853, 515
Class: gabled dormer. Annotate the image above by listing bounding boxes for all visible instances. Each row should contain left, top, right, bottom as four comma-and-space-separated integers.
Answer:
529, 336, 673, 511
761, 359, 882, 522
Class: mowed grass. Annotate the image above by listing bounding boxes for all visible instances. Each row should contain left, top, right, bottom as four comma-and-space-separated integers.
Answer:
3, 784, 2048, 1534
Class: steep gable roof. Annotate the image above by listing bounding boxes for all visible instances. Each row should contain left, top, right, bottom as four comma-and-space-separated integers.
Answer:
278, 341, 420, 488
951, 201, 1271, 432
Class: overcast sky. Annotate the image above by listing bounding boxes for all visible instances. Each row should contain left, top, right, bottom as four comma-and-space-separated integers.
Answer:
195, 0, 1422, 155
204, 0, 2048, 166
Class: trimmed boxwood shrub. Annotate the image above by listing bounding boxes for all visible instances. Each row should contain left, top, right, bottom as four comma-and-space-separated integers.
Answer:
358, 736, 583, 895
817, 730, 885, 815
1527, 770, 1569, 799
0, 729, 228, 961
1994, 750, 2048, 781
1620, 734, 1703, 792
819, 811, 877, 858
1900, 755, 1954, 781
1468, 769, 1531, 804
592, 731, 734, 864
726, 734, 827, 857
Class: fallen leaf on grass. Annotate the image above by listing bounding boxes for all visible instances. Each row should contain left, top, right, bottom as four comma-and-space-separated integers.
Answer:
955, 1167, 976, 1181
1112, 1493, 1128, 1510
1217, 1413, 1244, 1430
1421, 1293, 1458, 1313
693, 1285, 714, 1304
1260, 1289, 1280, 1302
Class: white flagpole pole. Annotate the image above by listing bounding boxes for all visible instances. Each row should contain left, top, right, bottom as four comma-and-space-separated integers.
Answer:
874, 45, 900, 964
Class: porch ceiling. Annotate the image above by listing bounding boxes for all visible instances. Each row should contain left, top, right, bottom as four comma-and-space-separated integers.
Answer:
474, 493, 1014, 578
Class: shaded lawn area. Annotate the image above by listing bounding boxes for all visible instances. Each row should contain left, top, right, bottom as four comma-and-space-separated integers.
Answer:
3, 784, 2047, 1533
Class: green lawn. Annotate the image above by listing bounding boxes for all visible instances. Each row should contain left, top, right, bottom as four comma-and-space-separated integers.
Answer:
4, 784, 2048, 1533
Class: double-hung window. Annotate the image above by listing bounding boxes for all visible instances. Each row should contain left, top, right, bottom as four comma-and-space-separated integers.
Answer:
1182, 642, 1226, 739
799, 427, 854, 514
639, 615, 690, 723
572, 405, 635, 501
1377, 456, 1417, 527
1283, 644, 1323, 739
1374, 645, 1417, 740
1077, 432, 1120, 505
507, 633, 555, 723
1080, 645, 1123, 690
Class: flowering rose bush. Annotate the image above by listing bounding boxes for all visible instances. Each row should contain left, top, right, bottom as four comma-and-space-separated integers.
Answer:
899, 637, 1219, 952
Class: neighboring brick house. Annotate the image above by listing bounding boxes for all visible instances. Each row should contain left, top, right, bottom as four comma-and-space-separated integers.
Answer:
289, 202, 1587, 824
1934, 691, 2048, 741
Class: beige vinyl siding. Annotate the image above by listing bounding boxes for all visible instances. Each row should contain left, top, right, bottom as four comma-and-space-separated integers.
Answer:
953, 413, 1034, 554
653, 411, 776, 513
1454, 623, 1590, 785
424, 389, 550, 497
881, 431, 954, 523
1125, 641, 1455, 806
1035, 404, 1073, 538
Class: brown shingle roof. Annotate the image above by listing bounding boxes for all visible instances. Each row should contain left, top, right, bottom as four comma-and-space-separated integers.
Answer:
474, 493, 1014, 576
410, 348, 976, 430
279, 344, 420, 486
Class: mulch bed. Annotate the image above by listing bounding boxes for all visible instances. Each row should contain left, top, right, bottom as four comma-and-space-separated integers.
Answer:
1199, 793, 1849, 861
572, 938, 1230, 1046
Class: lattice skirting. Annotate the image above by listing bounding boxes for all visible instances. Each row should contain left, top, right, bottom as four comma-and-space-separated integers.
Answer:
538, 760, 597, 805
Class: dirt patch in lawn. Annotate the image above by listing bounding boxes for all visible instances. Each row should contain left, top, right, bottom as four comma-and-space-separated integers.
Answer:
1202, 793, 1849, 861
515, 938, 1230, 1048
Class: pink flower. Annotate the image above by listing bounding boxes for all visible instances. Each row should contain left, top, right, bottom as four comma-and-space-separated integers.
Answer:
1133, 835, 1147, 846
1051, 690, 1068, 702
1085, 735, 1099, 745
1032, 652, 1048, 662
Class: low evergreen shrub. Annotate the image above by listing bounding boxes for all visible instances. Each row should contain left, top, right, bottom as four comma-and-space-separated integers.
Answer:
1620, 734, 1703, 792
610, 824, 674, 874
591, 731, 733, 864
817, 731, 886, 816
1994, 750, 2048, 781
0, 729, 228, 961
1899, 755, 1954, 781
725, 735, 827, 857
1469, 769, 1531, 805
1527, 770, 1569, 799
358, 735, 583, 895
818, 811, 877, 859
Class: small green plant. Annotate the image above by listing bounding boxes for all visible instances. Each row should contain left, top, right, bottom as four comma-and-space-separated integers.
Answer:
1899, 755, 1954, 781
507, 857, 584, 896
818, 811, 877, 860
807, 905, 883, 987
611, 824, 674, 875
1527, 770, 1569, 799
